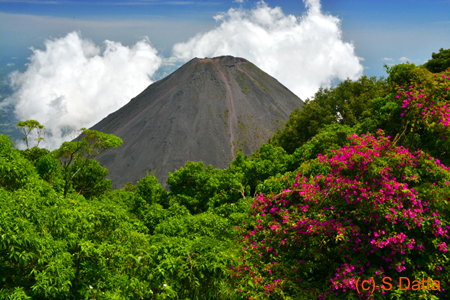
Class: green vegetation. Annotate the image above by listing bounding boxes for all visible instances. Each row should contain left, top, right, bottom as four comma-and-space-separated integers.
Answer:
270, 75, 390, 154
237, 73, 251, 95
16, 120, 45, 150
423, 48, 450, 73
1, 49, 450, 299
261, 87, 270, 96
237, 120, 246, 131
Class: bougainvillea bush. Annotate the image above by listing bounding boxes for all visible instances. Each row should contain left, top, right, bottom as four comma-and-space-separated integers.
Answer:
227, 66, 450, 300
229, 130, 450, 299
396, 67, 450, 146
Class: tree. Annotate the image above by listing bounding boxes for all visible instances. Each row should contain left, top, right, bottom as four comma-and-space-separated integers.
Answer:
134, 173, 168, 208
16, 119, 45, 150
167, 161, 247, 215
70, 158, 112, 199
385, 63, 420, 92
229, 144, 290, 197
394, 66, 450, 165
122, 181, 138, 192
270, 76, 389, 154
0, 134, 36, 191
423, 48, 450, 73
52, 128, 122, 198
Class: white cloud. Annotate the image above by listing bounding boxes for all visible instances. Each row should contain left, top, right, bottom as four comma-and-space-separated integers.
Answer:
3, 31, 162, 149
357, 56, 365, 61
163, 56, 179, 66
173, 0, 363, 100
399, 57, 410, 63
6, 63, 15, 67
234, 0, 245, 3
381, 57, 393, 61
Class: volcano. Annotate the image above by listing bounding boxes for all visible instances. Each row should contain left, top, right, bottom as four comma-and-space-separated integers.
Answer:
90, 56, 303, 189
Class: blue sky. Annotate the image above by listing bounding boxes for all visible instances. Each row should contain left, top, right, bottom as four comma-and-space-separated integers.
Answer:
0, 0, 449, 149
1, 0, 449, 76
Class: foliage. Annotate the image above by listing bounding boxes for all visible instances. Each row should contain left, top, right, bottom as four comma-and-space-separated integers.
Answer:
423, 48, 450, 73
135, 173, 168, 208
271, 64, 450, 166
0, 176, 153, 300
69, 158, 112, 199
145, 230, 237, 300
228, 67, 450, 299
230, 130, 450, 299
2, 51, 450, 299
35, 152, 60, 183
123, 181, 138, 193
51, 127, 122, 198
394, 67, 450, 165
16, 120, 45, 150
270, 76, 389, 153
167, 161, 246, 215
230, 144, 290, 197
289, 123, 355, 167
385, 63, 420, 93
0, 134, 37, 191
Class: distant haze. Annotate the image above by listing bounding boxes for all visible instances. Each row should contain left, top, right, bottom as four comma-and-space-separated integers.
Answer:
2, 0, 362, 150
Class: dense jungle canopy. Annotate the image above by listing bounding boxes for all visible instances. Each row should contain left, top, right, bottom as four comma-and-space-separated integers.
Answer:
1, 49, 450, 300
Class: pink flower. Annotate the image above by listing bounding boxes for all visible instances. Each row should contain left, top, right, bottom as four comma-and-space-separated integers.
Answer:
438, 242, 448, 252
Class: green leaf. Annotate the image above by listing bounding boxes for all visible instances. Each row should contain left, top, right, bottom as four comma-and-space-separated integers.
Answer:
248, 280, 255, 288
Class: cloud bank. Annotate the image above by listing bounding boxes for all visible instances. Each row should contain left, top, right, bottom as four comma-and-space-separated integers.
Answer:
3, 0, 364, 150
3, 31, 162, 149
173, 0, 363, 100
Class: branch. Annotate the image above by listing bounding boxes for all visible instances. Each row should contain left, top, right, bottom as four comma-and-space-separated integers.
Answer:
391, 120, 409, 148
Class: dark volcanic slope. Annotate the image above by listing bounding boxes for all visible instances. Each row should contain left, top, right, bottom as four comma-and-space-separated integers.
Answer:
91, 56, 303, 189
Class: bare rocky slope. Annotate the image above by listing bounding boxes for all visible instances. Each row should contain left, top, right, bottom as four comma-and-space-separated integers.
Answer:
90, 56, 304, 189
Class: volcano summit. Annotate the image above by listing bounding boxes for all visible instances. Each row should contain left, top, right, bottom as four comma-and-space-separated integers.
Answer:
90, 56, 303, 188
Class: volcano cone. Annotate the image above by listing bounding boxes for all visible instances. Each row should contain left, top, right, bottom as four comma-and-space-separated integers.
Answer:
90, 56, 304, 188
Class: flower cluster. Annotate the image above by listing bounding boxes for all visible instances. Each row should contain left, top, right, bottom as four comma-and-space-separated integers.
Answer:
230, 130, 450, 299
396, 68, 450, 140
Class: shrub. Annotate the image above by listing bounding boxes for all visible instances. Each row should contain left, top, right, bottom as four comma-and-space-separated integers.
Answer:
230, 130, 450, 299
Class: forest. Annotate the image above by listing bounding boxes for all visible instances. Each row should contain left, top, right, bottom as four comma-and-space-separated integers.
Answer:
1, 48, 450, 300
